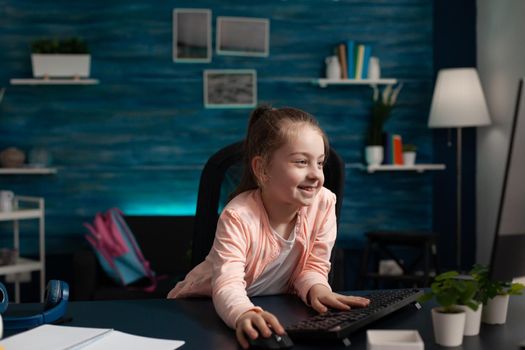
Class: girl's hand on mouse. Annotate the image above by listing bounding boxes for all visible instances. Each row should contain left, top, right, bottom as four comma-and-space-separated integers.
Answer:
236, 309, 285, 349
308, 284, 370, 313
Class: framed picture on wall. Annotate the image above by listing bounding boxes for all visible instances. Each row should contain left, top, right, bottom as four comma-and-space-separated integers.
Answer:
204, 69, 257, 108
173, 8, 212, 63
216, 17, 270, 57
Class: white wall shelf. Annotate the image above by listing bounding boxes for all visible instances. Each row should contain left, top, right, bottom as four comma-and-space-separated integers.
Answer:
0, 196, 45, 303
0, 257, 43, 275
0, 167, 57, 175
0, 208, 43, 221
362, 164, 446, 173
313, 78, 398, 88
10, 78, 99, 85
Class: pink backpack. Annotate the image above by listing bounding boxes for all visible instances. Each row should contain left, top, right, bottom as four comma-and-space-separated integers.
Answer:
84, 208, 157, 292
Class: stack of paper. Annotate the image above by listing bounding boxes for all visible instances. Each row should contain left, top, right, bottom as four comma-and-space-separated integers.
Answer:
0, 324, 184, 350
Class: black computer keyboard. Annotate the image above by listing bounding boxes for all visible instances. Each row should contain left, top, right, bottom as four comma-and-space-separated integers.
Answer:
285, 288, 424, 341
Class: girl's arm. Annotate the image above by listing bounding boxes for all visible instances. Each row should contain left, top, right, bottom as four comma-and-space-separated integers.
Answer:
209, 209, 262, 329
293, 190, 370, 312
293, 190, 337, 304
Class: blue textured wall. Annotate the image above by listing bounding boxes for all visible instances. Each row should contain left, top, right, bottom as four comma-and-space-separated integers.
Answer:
0, 0, 434, 255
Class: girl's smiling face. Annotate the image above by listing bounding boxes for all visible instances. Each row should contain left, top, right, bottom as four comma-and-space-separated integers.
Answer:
256, 123, 326, 212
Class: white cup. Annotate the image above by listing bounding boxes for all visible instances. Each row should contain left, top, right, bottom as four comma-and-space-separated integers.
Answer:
0, 191, 14, 212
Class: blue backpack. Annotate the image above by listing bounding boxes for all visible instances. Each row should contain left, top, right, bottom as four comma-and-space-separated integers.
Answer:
84, 208, 157, 291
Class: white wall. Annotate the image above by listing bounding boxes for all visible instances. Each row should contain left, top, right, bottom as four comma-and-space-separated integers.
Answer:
476, 0, 525, 263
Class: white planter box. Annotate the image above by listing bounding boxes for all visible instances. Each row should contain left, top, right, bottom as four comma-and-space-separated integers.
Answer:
31, 54, 91, 78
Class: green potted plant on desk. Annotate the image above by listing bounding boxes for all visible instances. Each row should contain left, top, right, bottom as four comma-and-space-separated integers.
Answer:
402, 143, 417, 166
364, 84, 403, 166
470, 264, 524, 325
31, 37, 91, 79
418, 270, 479, 347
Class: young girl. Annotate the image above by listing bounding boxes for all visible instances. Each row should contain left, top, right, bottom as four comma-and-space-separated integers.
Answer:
168, 106, 369, 348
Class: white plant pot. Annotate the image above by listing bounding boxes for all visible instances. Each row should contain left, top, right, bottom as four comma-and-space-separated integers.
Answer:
365, 146, 384, 165
31, 54, 91, 78
431, 307, 466, 347
402, 151, 416, 166
482, 294, 509, 324
456, 304, 482, 336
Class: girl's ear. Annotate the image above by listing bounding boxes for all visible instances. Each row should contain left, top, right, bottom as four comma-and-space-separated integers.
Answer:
251, 156, 266, 186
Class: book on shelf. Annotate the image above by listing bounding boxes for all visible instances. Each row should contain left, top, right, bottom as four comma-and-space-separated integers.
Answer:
346, 40, 355, 79
354, 43, 374, 80
354, 44, 365, 80
361, 45, 373, 79
392, 134, 404, 165
383, 132, 391, 164
337, 43, 348, 79
0, 324, 185, 350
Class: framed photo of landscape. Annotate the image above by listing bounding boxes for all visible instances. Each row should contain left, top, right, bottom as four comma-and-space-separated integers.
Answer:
204, 69, 257, 108
216, 17, 269, 57
173, 9, 212, 62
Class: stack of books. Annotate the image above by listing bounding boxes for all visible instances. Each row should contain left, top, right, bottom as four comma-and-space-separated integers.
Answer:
336, 41, 373, 80
383, 133, 404, 165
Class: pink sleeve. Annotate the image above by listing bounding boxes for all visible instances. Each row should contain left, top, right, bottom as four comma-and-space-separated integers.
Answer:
210, 209, 262, 329
293, 190, 337, 304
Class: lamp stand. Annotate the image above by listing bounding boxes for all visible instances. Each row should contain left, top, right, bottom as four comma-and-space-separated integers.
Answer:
456, 127, 462, 269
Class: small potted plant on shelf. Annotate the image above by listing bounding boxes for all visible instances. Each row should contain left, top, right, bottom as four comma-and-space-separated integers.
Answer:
365, 84, 403, 166
31, 37, 90, 79
470, 264, 524, 325
402, 144, 417, 166
418, 270, 479, 347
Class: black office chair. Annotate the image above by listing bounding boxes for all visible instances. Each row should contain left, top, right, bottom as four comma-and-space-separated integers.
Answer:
191, 140, 346, 289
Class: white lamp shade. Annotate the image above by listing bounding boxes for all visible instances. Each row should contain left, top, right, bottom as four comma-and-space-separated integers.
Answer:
428, 68, 491, 128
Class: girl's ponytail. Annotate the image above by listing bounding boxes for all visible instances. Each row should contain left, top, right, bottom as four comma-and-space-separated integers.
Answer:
247, 104, 272, 136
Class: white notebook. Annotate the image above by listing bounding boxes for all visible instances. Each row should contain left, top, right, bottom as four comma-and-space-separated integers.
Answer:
0, 324, 185, 350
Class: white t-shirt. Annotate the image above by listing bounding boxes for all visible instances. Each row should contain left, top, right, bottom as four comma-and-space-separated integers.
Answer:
247, 224, 302, 296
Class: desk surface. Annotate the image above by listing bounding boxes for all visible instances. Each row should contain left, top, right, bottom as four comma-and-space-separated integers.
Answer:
5, 291, 525, 349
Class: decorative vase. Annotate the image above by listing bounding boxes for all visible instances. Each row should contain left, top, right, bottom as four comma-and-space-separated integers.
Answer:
368, 56, 381, 80
365, 146, 383, 165
0, 190, 14, 212
0, 147, 25, 168
403, 151, 416, 166
431, 307, 466, 347
482, 294, 509, 324
325, 55, 341, 80
28, 148, 52, 167
456, 304, 482, 336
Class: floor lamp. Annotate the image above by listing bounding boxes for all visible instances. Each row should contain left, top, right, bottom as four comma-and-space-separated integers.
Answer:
428, 68, 491, 269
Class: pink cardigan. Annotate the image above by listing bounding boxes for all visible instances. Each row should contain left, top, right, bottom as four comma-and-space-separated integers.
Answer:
167, 187, 337, 329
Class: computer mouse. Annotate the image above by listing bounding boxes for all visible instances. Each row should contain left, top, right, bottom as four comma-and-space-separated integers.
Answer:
247, 331, 294, 349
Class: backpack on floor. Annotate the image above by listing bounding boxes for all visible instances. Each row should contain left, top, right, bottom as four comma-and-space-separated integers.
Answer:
84, 208, 157, 292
